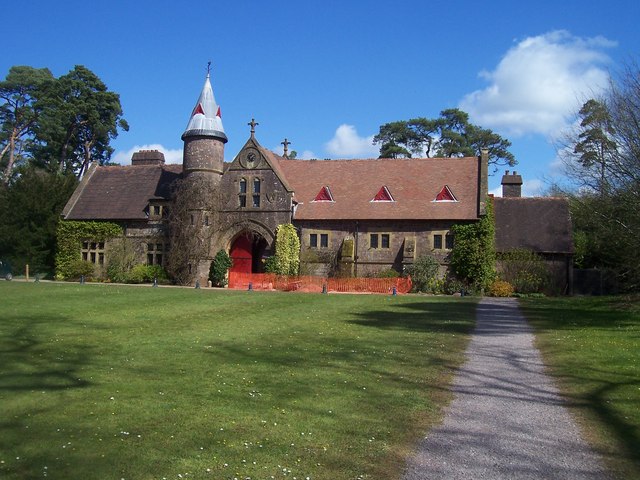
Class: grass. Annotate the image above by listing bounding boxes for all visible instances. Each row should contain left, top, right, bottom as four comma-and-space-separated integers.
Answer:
0, 282, 476, 480
519, 295, 640, 479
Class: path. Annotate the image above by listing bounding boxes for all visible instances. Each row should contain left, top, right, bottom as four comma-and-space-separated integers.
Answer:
402, 297, 610, 480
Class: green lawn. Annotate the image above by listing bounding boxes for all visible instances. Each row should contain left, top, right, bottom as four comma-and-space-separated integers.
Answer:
0, 282, 476, 480
520, 296, 640, 479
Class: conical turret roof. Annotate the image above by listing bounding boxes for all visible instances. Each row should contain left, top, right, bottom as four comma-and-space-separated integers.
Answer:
182, 72, 228, 142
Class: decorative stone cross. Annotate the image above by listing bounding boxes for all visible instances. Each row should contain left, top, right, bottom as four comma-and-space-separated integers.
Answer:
281, 138, 291, 157
248, 118, 259, 136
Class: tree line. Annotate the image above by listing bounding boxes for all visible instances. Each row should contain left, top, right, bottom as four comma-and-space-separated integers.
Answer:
0, 65, 127, 274
558, 61, 640, 291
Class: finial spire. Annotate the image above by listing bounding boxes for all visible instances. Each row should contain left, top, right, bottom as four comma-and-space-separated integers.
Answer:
207, 61, 211, 76
248, 118, 259, 137
182, 69, 227, 143
281, 138, 291, 158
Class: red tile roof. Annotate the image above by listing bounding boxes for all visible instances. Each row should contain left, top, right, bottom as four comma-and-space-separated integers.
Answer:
277, 157, 480, 220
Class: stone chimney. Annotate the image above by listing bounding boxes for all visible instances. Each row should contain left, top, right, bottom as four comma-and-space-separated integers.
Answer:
131, 150, 165, 166
501, 170, 523, 197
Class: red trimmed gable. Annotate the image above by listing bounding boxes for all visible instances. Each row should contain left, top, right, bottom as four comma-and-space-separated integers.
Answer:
434, 185, 458, 202
192, 103, 205, 116
372, 186, 394, 202
313, 185, 334, 202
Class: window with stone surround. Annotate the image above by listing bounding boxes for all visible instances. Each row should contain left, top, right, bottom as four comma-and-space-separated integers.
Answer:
433, 232, 454, 250
147, 242, 166, 265
82, 241, 105, 265
239, 178, 247, 208
309, 232, 329, 249
369, 233, 390, 249
252, 178, 261, 208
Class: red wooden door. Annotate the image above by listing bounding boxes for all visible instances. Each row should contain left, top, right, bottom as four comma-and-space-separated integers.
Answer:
230, 235, 252, 274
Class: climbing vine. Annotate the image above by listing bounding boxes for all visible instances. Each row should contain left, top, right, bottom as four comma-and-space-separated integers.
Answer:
273, 224, 300, 275
450, 197, 496, 292
55, 220, 122, 280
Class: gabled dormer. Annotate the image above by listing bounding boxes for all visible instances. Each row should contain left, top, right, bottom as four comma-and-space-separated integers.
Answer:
222, 122, 294, 212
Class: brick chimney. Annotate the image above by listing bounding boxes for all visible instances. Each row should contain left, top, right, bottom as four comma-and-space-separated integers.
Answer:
501, 170, 522, 197
131, 150, 165, 166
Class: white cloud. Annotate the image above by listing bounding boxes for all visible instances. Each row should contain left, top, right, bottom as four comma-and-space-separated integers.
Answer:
111, 144, 183, 165
460, 30, 615, 137
325, 124, 379, 158
297, 150, 317, 160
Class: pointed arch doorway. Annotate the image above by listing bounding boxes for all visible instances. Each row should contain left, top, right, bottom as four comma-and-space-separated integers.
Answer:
229, 232, 268, 274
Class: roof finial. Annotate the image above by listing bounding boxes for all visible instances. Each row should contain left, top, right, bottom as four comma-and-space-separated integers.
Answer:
248, 118, 259, 137
281, 138, 291, 158
207, 61, 212, 76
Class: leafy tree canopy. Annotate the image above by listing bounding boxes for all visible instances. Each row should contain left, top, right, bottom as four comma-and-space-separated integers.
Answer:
558, 60, 640, 291
0, 66, 54, 182
0, 64, 128, 180
374, 108, 516, 168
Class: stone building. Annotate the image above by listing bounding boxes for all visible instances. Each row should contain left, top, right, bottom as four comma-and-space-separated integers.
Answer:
61, 72, 573, 291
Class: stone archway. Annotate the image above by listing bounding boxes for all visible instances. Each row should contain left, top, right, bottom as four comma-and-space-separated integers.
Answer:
229, 231, 269, 274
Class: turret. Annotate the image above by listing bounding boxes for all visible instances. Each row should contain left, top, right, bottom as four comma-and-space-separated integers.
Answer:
179, 67, 228, 285
182, 70, 227, 183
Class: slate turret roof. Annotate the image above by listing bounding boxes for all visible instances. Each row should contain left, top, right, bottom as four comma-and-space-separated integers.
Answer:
181, 72, 227, 143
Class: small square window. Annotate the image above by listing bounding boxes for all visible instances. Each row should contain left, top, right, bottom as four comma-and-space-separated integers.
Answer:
253, 195, 260, 208
320, 234, 329, 248
147, 253, 154, 265
445, 233, 454, 249
309, 233, 318, 248
433, 234, 443, 249
239, 195, 247, 208
381, 234, 390, 249
153, 205, 161, 216
370, 234, 379, 249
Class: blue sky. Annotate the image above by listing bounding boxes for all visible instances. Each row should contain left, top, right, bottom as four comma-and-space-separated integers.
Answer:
3, 0, 639, 195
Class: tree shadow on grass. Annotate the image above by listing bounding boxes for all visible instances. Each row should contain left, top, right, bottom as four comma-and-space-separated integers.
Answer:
513, 300, 640, 475
0, 314, 93, 391
347, 298, 477, 335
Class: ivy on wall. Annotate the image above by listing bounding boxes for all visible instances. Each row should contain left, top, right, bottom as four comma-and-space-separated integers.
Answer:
55, 220, 123, 280
274, 224, 300, 276
450, 197, 496, 292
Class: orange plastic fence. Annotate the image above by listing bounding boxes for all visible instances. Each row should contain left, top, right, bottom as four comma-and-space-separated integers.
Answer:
228, 272, 412, 294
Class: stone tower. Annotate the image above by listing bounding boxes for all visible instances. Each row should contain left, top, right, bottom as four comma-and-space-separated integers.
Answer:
180, 70, 228, 284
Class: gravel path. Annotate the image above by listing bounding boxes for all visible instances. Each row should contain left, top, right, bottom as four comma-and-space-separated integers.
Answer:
402, 297, 610, 480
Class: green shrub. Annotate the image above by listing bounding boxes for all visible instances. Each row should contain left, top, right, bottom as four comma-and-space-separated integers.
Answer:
125, 264, 168, 284
443, 275, 468, 295
407, 254, 440, 293
273, 224, 300, 275
209, 250, 233, 287
450, 197, 496, 292
67, 260, 95, 280
499, 249, 550, 294
489, 280, 514, 297
377, 268, 400, 278
263, 256, 278, 274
